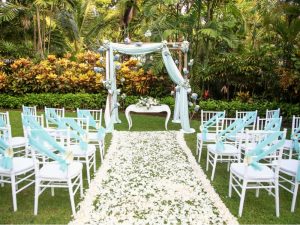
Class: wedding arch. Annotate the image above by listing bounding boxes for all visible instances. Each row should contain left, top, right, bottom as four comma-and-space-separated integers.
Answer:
101, 41, 195, 133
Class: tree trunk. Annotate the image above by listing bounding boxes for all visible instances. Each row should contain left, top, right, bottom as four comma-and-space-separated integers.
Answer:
43, 14, 46, 54
48, 6, 53, 54
36, 7, 44, 58
33, 15, 37, 51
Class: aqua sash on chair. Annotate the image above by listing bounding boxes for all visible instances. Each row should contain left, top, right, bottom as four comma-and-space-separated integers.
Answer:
0, 137, 12, 169
272, 110, 280, 119
77, 110, 98, 129
291, 127, 300, 181
264, 118, 281, 131
200, 112, 225, 141
216, 119, 244, 152
58, 118, 88, 151
244, 131, 285, 170
242, 111, 257, 127
45, 108, 61, 126
28, 129, 69, 171
22, 115, 43, 129
0, 116, 7, 127
77, 109, 107, 141
23, 106, 36, 116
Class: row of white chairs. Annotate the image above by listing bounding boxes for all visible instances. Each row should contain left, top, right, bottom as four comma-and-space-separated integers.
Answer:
196, 109, 299, 217
0, 106, 105, 215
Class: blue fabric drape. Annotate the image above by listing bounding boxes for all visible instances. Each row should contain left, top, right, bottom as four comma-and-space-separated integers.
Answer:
161, 47, 194, 133
172, 86, 181, 123
110, 43, 163, 55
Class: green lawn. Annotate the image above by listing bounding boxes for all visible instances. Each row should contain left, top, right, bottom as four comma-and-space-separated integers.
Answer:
0, 110, 299, 224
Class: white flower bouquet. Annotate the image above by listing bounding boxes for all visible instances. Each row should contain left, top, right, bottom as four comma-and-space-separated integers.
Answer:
136, 97, 160, 109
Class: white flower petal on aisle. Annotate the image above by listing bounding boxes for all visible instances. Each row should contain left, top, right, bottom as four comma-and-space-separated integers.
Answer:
69, 131, 238, 225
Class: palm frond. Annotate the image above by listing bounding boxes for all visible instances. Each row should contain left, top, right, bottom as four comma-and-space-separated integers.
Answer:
0, 2, 26, 23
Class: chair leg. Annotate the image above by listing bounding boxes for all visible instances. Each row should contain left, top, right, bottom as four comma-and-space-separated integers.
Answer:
80, 172, 83, 198
255, 187, 260, 198
229, 172, 233, 198
291, 182, 299, 212
51, 186, 55, 196
211, 154, 218, 181
25, 145, 29, 157
268, 182, 273, 195
196, 138, 199, 155
93, 153, 96, 173
34, 179, 40, 215
0, 176, 4, 187
68, 179, 76, 216
275, 180, 280, 217
238, 180, 247, 217
198, 141, 203, 162
102, 141, 105, 157
11, 175, 17, 212
99, 142, 104, 162
86, 157, 91, 186
206, 151, 210, 171
288, 148, 293, 159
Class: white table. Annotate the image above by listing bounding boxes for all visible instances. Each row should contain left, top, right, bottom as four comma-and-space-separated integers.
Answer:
125, 104, 171, 130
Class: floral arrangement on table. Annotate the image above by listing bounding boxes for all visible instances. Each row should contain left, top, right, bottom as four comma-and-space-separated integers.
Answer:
136, 96, 160, 109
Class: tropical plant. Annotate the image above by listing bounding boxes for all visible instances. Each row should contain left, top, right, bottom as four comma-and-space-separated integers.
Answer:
0, 51, 105, 94
117, 57, 172, 96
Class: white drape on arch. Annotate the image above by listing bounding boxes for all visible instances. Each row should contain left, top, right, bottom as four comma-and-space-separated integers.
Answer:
104, 42, 194, 133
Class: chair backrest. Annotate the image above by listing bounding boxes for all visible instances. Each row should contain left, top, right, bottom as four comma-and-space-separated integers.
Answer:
0, 127, 10, 143
217, 117, 244, 144
58, 117, 89, 145
0, 112, 12, 141
266, 108, 280, 119
45, 107, 65, 128
236, 110, 257, 130
0, 128, 13, 170
76, 109, 102, 130
219, 117, 237, 130
256, 117, 282, 131
22, 105, 37, 116
21, 113, 44, 139
0, 112, 9, 128
243, 130, 286, 173
291, 115, 300, 137
200, 110, 225, 132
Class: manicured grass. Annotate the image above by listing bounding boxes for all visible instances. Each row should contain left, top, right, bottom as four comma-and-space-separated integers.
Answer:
0, 110, 299, 224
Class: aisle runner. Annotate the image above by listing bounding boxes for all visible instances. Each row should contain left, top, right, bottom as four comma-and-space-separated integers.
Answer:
70, 131, 238, 224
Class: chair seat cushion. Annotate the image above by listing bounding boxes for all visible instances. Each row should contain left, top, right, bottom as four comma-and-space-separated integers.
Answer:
88, 132, 99, 142
10, 137, 27, 148
38, 161, 82, 180
207, 144, 239, 155
240, 143, 269, 153
240, 143, 256, 151
231, 163, 275, 180
0, 157, 34, 175
283, 140, 293, 149
197, 133, 217, 141
70, 144, 96, 157
236, 133, 248, 140
274, 159, 299, 176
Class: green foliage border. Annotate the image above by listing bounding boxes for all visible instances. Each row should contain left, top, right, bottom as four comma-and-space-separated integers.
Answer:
0, 94, 299, 121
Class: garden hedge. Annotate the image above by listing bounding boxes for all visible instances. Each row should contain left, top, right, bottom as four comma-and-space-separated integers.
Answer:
0, 93, 299, 121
